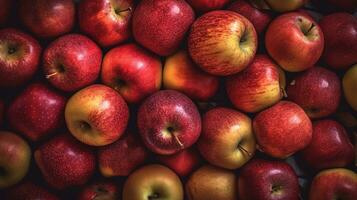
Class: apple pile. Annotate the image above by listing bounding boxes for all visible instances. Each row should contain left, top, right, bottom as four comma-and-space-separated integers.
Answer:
0, 0, 356, 199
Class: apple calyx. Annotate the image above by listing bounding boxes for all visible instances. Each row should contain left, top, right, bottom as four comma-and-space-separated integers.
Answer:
78, 120, 92, 132
148, 193, 160, 200
271, 184, 283, 195
7, 46, 17, 55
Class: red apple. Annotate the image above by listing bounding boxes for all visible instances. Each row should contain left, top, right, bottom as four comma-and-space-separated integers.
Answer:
226, 54, 285, 113
228, 0, 272, 34
79, 0, 134, 47
188, 10, 257, 76
35, 133, 96, 189
300, 120, 354, 170
319, 13, 357, 70
19, 0, 75, 38
287, 66, 341, 119
186, 0, 231, 13
0, 131, 31, 188
250, 0, 307, 12
7, 83, 66, 141
5, 181, 59, 200
309, 168, 357, 200
42, 34, 102, 92
132, 0, 195, 56
65, 84, 129, 146
198, 107, 256, 169
0, 28, 41, 88
79, 181, 119, 200
163, 50, 219, 101
0, 0, 12, 25
239, 159, 300, 200
157, 147, 201, 177
98, 132, 149, 177
137, 90, 201, 155
101, 43, 162, 103
253, 101, 312, 158
265, 12, 324, 72
0, 99, 4, 127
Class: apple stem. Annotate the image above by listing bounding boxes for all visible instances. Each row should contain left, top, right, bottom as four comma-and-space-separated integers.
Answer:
45, 72, 58, 79
238, 145, 251, 157
173, 134, 184, 149
281, 87, 288, 98
115, 7, 132, 14
305, 23, 315, 35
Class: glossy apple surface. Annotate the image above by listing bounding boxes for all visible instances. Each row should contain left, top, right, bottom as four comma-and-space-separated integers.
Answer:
7, 83, 66, 141
101, 43, 162, 103
65, 84, 129, 146
19, 0, 75, 38
253, 101, 312, 158
5, 181, 59, 200
226, 55, 285, 113
137, 90, 201, 155
79, 0, 134, 47
265, 12, 324, 72
132, 0, 195, 56
198, 107, 255, 169
35, 134, 96, 189
189, 10, 257, 76
79, 181, 119, 200
163, 50, 219, 101
0, 28, 41, 88
287, 66, 341, 119
0, 131, 31, 188
186, 165, 238, 200
343, 64, 357, 111
186, 0, 230, 12
123, 164, 184, 200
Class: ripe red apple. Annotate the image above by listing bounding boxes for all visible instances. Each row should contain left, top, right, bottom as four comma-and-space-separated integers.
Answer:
186, 165, 238, 200
0, 131, 31, 188
0, 0, 12, 25
253, 101, 312, 158
163, 50, 219, 101
79, 181, 119, 200
0, 99, 4, 127
300, 120, 354, 170
198, 107, 256, 169
123, 164, 183, 200
319, 13, 357, 70
309, 168, 357, 200
7, 83, 66, 141
35, 133, 96, 189
250, 0, 307, 12
186, 0, 231, 13
132, 0, 195, 56
101, 43, 162, 103
98, 132, 149, 177
157, 147, 201, 177
287, 66, 341, 119
42, 34, 102, 92
137, 90, 201, 155
5, 181, 59, 200
65, 84, 129, 146
0, 28, 41, 88
226, 55, 285, 113
189, 10, 257, 76
239, 159, 300, 200
19, 0, 75, 38
79, 0, 134, 47
228, 0, 272, 34
265, 12, 324, 72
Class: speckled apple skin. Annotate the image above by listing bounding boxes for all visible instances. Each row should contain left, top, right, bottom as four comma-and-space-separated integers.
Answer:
300, 120, 354, 170
309, 168, 357, 200
0, 28, 41, 88
78, 181, 119, 200
42, 34, 102, 92
79, 0, 134, 47
239, 159, 300, 200
188, 10, 257, 76
19, 0, 75, 38
5, 181, 59, 200
226, 55, 283, 113
98, 132, 149, 177
7, 83, 66, 141
132, 0, 195, 56
65, 84, 129, 146
34, 134, 96, 190
101, 43, 162, 103
137, 90, 201, 155
253, 101, 312, 159
187, 0, 230, 12
287, 67, 341, 119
